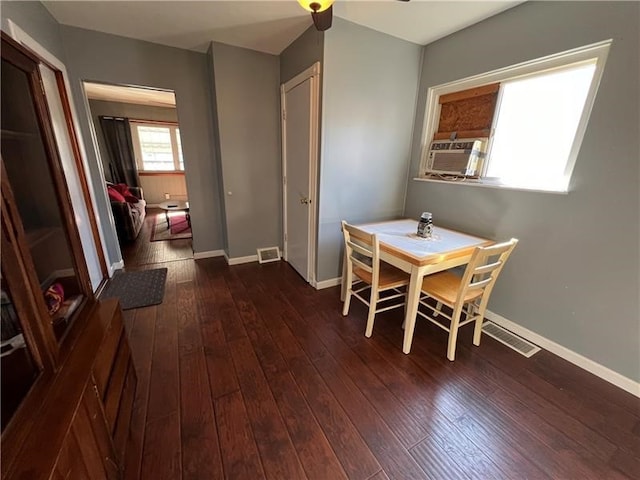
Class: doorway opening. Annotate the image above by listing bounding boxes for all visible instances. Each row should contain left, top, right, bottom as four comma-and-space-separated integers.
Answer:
83, 82, 193, 267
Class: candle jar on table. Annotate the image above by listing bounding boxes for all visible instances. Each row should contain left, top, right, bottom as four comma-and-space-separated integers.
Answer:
417, 212, 433, 238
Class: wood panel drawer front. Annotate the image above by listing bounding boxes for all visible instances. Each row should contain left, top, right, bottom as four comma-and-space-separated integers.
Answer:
52, 425, 93, 480
113, 363, 137, 465
104, 334, 131, 432
83, 378, 121, 479
93, 308, 124, 397
52, 382, 119, 480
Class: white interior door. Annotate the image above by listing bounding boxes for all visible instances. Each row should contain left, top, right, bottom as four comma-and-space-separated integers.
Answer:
282, 63, 320, 284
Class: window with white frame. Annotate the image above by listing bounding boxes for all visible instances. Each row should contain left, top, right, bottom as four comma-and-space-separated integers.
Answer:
419, 40, 611, 193
130, 121, 184, 172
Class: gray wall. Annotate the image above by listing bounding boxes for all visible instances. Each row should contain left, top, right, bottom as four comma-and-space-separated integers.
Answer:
317, 17, 421, 281
60, 26, 224, 257
88, 100, 178, 182
210, 42, 281, 259
405, 1, 640, 381
280, 26, 324, 84
1, 1, 66, 62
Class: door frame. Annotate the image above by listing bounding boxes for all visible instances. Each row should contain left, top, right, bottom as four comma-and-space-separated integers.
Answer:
281, 61, 320, 286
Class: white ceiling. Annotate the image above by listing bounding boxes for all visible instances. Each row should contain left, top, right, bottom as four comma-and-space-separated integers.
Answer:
43, 1, 521, 55
84, 82, 177, 107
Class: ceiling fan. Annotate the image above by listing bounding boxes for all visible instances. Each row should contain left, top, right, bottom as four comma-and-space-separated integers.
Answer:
298, 0, 410, 32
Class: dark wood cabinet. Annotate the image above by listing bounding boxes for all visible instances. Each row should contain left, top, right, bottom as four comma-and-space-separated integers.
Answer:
1, 34, 136, 480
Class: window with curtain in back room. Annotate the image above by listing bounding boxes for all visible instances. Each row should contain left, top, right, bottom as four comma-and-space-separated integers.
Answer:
419, 40, 610, 193
130, 121, 184, 172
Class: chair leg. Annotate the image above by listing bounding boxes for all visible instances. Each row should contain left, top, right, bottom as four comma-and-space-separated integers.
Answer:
401, 289, 409, 329
340, 252, 348, 301
433, 301, 443, 317
473, 306, 485, 346
447, 305, 464, 361
342, 269, 353, 316
364, 285, 378, 338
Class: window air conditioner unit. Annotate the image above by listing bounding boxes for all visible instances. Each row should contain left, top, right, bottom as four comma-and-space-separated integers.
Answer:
425, 137, 488, 177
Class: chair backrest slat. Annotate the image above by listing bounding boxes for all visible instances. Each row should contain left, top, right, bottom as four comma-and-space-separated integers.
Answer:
342, 221, 380, 282
468, 276, 492, 291
473, 260, 502, 276
351, 255, 373, 273
348, 240, 374, 260
457, 238, 518, 305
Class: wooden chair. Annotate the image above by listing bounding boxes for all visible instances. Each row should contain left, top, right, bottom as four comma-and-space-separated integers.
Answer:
341, 221, 410, 338
417, 238, 518, 361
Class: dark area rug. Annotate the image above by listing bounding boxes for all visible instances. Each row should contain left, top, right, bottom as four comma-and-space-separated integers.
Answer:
100, 268, 168, 310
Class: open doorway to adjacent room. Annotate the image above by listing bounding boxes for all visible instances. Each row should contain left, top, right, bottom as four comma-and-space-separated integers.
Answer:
83, 82, 193, 267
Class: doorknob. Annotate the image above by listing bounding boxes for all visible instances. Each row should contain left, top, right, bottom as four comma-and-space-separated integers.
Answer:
300, 197, 310, 205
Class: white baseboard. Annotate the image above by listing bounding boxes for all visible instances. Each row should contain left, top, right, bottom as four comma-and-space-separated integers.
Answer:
224, 254, 258, 266
485, 310, 640, 398
315, 277, 342, 290
193, 250, 225, 260
109, 260, 124, 276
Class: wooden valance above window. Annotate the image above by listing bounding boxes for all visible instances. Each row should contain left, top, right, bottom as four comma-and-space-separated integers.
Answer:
434, 83, 500, 140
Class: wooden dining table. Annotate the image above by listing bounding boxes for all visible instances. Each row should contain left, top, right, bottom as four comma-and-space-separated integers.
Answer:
344, 219, 493, 354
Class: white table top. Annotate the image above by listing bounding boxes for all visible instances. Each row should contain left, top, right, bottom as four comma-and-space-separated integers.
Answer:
355, 219, 492, 267
158, 200, 189, 211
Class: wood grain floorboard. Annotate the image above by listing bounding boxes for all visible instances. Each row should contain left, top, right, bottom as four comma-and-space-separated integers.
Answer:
179, 350, 223, 480
482, 341, 640, 457
329, 320, 505, 479
532, 350, 640, 417
610, 447, 640, 479
313, 352, 429, 478
366, 471, 390, 480
408, 320, 628, 478
230, 266, 349, 479
262, 303, 381, 478
409, 436, 473, 480
140, 412, 181, 480
287, 356, 381, 480
145, 265, 180, 423
310, 314, 436, 448
268, 371, 349, 480
378, 311, 628, 478
215, 391, 265, 480
123, 307, 156, 480
118, 235, 639, 480
176, 280, 200, 357
227, 337, 307, 479
334, 314, 550, 478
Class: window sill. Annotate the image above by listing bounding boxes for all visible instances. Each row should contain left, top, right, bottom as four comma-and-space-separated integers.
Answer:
139, 171, 185, 176
413, 176, 569, 195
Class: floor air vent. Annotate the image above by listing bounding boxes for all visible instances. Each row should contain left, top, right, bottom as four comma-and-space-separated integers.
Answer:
257, 247, 281, 264
482, 321, 541, 358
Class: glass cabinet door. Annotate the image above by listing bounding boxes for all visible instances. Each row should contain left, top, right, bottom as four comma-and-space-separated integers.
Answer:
0, 278, 39, 431
1, 49, 87, 342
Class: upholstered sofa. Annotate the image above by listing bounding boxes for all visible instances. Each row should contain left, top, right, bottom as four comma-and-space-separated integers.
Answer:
108, 184, 146, 243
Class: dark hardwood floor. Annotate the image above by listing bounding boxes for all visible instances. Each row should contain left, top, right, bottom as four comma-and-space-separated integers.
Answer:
118, 214, 640, 479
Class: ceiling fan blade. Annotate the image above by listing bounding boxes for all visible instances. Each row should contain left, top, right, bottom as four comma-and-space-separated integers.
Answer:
312, 5, 333, 31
